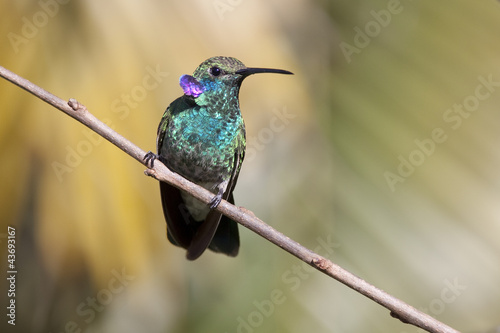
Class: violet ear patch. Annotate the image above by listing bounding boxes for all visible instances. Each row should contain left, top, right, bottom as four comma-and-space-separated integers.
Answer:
179, 75, 204, 97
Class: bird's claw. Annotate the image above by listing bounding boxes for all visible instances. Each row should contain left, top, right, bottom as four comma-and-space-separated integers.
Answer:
209, 186, 225, 209
208, 180, 228, 209
144, 151, 158, 168
209, 194, 222, 209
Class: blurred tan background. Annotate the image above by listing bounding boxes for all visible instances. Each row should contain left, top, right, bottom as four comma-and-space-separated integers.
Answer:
1, 0, 500, 332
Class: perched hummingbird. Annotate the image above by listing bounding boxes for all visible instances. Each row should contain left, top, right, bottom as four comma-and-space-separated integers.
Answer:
145, 56, 292, 260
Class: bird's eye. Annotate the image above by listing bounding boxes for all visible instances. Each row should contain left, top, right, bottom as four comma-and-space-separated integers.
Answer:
209, 66, 222, 77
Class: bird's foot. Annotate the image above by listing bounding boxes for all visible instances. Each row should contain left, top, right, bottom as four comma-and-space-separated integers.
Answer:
143, 151, 158, 168
208, 180, 229, 209
208, 187, 224, 209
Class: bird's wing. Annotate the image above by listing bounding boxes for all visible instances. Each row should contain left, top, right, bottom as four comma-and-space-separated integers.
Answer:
207, 139, 245, 256
157, 99, 198, 249
186, 144, 244, 260
160, 181, 197, 249
156, 104, 171, 155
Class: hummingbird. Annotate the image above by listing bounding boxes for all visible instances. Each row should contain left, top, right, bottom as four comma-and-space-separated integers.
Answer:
145, 56, 292, 260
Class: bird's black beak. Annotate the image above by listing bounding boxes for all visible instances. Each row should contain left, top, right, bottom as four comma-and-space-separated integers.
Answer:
236, 67, 293, 76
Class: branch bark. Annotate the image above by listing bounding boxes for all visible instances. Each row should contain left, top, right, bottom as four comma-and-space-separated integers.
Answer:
0, 64, 461, 333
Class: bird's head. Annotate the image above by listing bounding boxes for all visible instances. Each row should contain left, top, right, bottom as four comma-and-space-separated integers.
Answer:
179, 56, 292, 102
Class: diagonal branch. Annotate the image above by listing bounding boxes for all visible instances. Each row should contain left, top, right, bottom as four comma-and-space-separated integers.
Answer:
0, 65, 460, 333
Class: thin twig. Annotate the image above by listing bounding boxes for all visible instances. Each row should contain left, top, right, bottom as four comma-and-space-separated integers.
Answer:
0, 64, 461, 333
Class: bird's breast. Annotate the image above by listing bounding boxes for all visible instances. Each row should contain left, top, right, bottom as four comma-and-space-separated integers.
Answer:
160, 109, 243, 183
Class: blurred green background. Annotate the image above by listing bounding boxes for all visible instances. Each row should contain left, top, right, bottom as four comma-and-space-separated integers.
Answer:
1, 1, 500, 332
